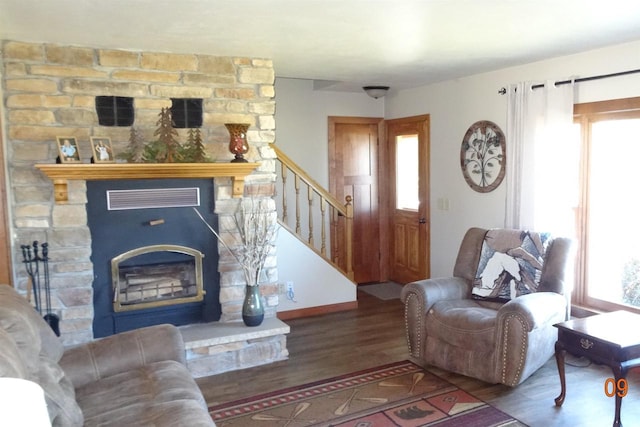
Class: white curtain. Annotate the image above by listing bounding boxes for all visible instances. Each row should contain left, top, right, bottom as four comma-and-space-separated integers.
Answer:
505, 80, 577, 237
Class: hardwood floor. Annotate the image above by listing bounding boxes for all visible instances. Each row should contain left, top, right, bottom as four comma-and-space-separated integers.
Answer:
197, 289, 640, 426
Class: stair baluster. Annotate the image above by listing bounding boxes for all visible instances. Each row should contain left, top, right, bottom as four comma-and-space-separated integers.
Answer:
280, 163, 288, 223
308, 186, 314, 246
271, 143, 354, 281
294, 175, 301, 234
320, 197, 326, 256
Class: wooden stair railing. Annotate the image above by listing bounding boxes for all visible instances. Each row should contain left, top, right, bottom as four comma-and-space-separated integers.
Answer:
270, 144, 354, 281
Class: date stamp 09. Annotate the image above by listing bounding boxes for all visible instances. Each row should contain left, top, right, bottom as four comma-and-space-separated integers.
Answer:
604, 378, 628, 398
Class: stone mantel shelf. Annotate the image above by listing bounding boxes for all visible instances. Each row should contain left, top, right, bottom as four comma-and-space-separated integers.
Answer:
35, 162, 260, 203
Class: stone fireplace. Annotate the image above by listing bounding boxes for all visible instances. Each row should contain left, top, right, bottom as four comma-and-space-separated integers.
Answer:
2, 40, 288, 374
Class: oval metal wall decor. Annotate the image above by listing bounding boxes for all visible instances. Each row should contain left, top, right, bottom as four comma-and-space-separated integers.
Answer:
460, 120, 506, 193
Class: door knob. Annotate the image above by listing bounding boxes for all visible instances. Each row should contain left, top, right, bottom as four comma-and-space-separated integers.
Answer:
418, 218, 426, 224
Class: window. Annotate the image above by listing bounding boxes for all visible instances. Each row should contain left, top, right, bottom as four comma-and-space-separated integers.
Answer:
95, 96, 134, 126
170, 98, 203, 128
574, 97, 640, 314
395, 134, 419, 210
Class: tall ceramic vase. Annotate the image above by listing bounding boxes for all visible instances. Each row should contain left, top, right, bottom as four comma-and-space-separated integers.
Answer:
242, 285, 264, 327
225, 123, 250, 163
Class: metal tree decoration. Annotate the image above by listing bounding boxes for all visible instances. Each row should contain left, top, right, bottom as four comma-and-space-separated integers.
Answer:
460, 120, 506, 193
191, 128, 208, 162
182, 128, 208, 162
155, 107, 182, 163
118, 126, 145, 163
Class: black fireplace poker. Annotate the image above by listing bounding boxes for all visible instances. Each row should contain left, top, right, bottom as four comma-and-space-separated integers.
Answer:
21, 241, 60, 336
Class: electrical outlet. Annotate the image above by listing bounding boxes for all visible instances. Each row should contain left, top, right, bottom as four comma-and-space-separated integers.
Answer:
285, 281, 296, 302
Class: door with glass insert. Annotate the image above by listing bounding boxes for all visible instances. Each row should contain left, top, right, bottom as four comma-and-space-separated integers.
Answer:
387, 116, 430, 283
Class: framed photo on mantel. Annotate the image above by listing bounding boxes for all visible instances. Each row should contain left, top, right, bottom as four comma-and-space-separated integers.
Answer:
56, 136, 80, 163
90, 137, 114, 163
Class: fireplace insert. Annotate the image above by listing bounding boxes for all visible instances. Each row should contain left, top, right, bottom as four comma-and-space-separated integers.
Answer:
87, 178, 220, 338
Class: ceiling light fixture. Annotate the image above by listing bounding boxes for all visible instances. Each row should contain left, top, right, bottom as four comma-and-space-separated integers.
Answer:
362, 86, 389, 99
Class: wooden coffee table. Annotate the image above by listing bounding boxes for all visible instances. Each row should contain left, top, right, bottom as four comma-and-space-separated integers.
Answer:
554, 310, 640, 427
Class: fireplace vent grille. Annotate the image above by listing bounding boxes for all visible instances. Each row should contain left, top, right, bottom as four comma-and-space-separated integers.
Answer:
107, 187, 200, 210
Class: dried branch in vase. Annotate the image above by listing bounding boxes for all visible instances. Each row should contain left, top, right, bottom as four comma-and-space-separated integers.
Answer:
193, 197, 277, 287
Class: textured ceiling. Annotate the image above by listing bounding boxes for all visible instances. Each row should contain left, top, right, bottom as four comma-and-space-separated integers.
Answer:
2, 0, 640, 92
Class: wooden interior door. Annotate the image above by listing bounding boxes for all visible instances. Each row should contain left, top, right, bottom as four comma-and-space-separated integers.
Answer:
329, 117, 382, 284
386, 116, 430, 284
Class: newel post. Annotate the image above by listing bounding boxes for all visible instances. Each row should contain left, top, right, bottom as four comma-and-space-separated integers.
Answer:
345, 195, 354, 280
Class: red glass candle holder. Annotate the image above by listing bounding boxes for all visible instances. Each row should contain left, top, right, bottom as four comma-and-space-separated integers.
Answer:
225, 123, 250, 163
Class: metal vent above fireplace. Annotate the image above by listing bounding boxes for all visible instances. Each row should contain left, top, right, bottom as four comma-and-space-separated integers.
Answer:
107, 187, 200, 210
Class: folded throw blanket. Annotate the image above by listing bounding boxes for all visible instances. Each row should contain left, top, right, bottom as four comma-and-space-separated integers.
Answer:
472, 229, 551, 301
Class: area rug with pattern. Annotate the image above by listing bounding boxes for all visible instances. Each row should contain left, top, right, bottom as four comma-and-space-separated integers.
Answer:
208, 360, 527, 426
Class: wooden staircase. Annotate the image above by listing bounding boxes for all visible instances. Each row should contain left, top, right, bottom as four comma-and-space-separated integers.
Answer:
271, 143, 354, 281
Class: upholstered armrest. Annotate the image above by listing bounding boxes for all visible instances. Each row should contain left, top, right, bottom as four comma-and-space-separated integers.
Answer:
59, 324, 186, 389
401, 277, 470, 359
498, 292, 567, 331
401, 277, 471, 313
497, 292, 567, 386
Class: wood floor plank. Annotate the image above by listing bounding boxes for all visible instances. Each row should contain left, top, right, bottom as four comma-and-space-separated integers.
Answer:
197, 289, 640, 426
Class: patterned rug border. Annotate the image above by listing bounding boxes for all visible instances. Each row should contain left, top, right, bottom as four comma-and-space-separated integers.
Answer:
209, 360, 528, 426
207, 360, 416, 411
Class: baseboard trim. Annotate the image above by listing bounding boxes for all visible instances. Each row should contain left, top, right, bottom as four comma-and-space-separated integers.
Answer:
277, 301, 358, 320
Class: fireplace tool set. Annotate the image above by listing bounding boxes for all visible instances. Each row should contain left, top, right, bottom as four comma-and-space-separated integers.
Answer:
21, 241, 60, 336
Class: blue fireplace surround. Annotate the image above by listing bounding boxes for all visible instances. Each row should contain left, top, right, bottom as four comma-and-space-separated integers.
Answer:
87, 178, 220, 338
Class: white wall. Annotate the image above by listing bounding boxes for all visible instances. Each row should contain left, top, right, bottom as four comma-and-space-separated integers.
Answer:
276, 226, 356, 312
386, 39, 640, 277
273, 78, 383, 311
274, 79, 384, 187
274, 40, 640, 297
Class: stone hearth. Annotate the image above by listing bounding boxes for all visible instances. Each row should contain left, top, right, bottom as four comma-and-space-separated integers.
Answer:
181, 318, 289, 377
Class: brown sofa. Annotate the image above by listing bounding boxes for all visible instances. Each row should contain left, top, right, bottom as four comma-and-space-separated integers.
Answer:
401, 227, 572, 386
0, 285, 215, 426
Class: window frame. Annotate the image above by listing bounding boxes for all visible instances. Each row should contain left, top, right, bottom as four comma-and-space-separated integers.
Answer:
573, 96, 640, 314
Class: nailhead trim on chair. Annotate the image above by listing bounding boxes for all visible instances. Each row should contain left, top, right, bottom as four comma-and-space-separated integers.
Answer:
403, 293, 423, 358
501, 313, 528, 386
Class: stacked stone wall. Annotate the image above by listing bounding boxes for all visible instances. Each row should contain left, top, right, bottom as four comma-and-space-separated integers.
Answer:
1, 40, 278, 345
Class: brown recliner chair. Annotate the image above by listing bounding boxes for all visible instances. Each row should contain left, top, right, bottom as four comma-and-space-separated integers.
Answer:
401, 227, 572, 386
